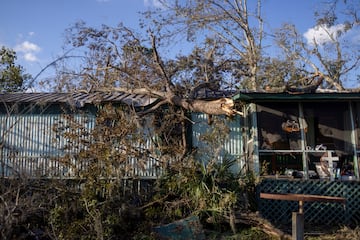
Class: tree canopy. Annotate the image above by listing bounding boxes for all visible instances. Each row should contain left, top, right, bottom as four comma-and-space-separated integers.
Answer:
0, 46, 31, 92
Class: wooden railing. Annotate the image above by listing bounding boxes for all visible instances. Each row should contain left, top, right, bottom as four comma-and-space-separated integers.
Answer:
257, 179, 359, 226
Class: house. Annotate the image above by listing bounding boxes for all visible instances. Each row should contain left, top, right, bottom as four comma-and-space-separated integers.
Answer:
1, 91, 360, 181
2, 90, 360, 225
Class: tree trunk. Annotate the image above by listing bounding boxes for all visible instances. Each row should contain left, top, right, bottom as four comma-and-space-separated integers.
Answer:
170, 95, 239, 116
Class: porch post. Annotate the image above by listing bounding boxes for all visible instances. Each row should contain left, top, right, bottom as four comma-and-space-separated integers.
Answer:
250, 103, 260, 175
298, 103, 308, 180
349, 102, 359, 179
292, 211, 304, 240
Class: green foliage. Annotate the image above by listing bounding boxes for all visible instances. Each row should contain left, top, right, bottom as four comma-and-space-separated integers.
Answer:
144, 117, 255, 232
147, 157, 239, 226
0, 46, 30, 92
49, 104, 153, 239
0, 105, 259, 239
238, 170, 258, 212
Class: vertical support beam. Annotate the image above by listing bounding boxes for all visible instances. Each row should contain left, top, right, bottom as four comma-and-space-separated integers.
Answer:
292, 212, 304, 240
298, 103, 308, 179
243, 104, 250, 172
349, 102, 359, 179
250, 103, 260, 175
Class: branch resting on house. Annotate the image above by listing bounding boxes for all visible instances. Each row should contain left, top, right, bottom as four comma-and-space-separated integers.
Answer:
96, 35, 243, 117
99, 87, 241, 116
286, 74, 324, 94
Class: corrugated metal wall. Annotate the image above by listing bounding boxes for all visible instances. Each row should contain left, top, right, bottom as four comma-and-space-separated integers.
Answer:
0, 107, 244, 179
191, 113, 244, 173
0, 113, 95, 177
0, 109, 162, 179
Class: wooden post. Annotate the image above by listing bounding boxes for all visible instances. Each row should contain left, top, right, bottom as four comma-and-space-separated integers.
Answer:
292, 212, 304, 240
298, 102, 308, 180
299, 200, 303, 214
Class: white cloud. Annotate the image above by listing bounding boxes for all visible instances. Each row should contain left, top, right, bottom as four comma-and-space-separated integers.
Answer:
14, 41, 41, 62
144, 0, 166, 9
23, 52, 38, 62
304, 24, 346, 46
15, 41, 40, 52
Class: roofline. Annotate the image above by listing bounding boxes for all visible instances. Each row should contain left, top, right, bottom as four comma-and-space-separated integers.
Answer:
0, 92, 159, 108
232, 92, 360, 102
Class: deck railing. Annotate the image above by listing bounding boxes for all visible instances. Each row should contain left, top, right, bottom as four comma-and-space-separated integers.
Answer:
258, 178, 360, 227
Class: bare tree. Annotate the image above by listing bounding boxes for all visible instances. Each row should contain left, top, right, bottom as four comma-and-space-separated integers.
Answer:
143, 0, 264, 91
274, 0, 360, 91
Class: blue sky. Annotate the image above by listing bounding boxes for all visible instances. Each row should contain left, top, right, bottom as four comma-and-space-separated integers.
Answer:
1, 0, 357, 88
0, 0, 148, 78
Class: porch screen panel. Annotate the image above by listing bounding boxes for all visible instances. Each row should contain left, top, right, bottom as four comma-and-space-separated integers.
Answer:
257, 103, 301, 151
302, 102, 351, 153
256, 103, 303, 175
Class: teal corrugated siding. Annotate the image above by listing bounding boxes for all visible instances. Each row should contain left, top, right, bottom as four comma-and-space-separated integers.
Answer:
0, 110, 162, 179
0, 113, 96, 177
191, 113, 244, 173
1, 107, 245, 179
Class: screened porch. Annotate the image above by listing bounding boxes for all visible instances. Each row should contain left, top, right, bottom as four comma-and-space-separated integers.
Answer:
235, 92, 360, 181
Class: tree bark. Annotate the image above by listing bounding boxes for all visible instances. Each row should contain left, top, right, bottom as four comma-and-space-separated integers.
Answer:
104, 88, 241, 116
170, 95, 240, 116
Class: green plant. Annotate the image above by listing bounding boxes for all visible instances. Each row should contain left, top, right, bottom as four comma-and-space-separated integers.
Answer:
146, 157, 238, 225
49, 104, 154, 239
145, 117, 255, 233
